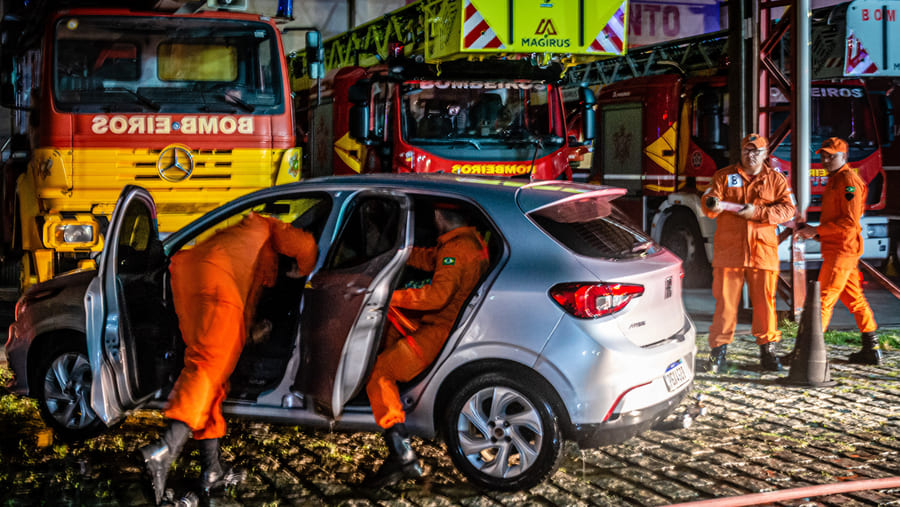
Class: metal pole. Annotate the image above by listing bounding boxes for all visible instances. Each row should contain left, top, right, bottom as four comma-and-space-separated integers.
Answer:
791, 0, 812, 320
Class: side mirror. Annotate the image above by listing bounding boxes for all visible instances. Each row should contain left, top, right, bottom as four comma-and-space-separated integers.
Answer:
580, 86, 595, 143
348, 79, 373, 144
873, 92, 895, 145
305, 30, 325, 79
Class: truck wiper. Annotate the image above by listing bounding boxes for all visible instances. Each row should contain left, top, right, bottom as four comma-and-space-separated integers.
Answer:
452, 139, 481, 150
221, 93, 255, 113
103, 87, 160, 111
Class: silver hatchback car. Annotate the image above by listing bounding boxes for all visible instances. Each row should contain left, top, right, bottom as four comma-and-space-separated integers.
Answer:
6, 174, 695, 491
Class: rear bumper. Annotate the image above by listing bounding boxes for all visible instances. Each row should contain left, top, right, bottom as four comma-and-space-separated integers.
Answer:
569, 382, 691, 448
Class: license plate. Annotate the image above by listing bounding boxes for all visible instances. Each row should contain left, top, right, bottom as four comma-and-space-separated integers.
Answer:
663, 359, 689, 392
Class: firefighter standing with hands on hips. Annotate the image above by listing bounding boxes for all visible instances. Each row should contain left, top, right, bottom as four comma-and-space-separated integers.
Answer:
702, 133, 796, 373
363, 201, 489, 487
795, 137, 881, 364
138, 212, 318, 505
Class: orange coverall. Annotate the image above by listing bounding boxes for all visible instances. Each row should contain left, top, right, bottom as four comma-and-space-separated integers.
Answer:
366, 225, 489, 429
166, 212, 317, 440
702, 163, 796, 348
816, 164, 877, 332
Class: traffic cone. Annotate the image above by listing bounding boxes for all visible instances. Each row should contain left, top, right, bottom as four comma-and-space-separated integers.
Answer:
778, 280, 837, 387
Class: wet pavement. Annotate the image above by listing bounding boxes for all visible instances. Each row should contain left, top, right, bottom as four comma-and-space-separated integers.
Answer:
1, 289, 900, 505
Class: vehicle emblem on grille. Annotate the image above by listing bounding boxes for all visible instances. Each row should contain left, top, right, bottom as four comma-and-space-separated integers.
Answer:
157, 145, 194, 182
665, 276, 673, 299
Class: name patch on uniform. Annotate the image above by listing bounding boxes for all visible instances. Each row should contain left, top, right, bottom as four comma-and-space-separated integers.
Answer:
442, 257, 456, 265
728, 174, 743, 188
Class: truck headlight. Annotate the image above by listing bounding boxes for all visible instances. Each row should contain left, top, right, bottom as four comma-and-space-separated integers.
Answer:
866, 223, 888, 238
42, 216, 100, 250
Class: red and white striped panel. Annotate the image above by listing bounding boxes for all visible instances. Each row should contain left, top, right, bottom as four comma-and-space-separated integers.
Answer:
845, 30, 878, 75
463, 0, 505, 50
589, 0, 626, 53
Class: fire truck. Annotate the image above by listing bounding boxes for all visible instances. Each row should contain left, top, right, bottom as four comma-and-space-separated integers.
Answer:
0, 2, 300, 293
289, 0, 629, 181
568, 0, 896, 286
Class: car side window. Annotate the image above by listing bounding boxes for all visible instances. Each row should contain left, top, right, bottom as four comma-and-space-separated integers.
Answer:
116, 202, 161, 274
328, 197, 401, 270
178, 194, 332, 250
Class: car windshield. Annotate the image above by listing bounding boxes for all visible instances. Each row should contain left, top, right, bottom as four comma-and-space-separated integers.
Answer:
400, 80, 566, 145
53, 15, 284, 114
769, 85, 878, 162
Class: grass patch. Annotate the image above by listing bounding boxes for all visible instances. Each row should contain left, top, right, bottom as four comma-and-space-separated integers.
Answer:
778, 319, 900, 350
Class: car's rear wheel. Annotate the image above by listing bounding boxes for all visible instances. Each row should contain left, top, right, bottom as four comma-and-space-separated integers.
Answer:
36, 344, 105, 441
442, 373, 563, 491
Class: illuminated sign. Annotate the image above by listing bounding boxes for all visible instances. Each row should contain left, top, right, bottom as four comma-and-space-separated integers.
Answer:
91, 115, 255, 135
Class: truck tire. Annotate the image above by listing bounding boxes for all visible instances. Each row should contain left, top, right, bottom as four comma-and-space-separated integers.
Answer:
660, 213, 711, 288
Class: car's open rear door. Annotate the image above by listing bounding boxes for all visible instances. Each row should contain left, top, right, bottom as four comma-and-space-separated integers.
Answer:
298, 190, 412, 418
87, 185, 170, 424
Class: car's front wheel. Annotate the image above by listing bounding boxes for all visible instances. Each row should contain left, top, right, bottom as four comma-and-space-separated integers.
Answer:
36, 344, 105, 441
442, 373, 563, 491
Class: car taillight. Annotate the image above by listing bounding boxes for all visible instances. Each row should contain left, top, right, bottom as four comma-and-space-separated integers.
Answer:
549, 282, 644, 319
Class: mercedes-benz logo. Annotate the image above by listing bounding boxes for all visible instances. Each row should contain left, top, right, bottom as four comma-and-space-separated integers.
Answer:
157, 145, 194, 182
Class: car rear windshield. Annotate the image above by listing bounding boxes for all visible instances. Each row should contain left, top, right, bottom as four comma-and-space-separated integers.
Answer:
531, 206, 659, 260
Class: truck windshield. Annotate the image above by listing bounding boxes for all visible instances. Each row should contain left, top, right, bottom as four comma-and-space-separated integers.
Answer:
400, 81, 565, 145
52, 15, 284, 114
769, 85, 878, 163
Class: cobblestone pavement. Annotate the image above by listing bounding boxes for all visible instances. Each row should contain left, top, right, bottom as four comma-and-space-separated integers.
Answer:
2, 335, 900, 506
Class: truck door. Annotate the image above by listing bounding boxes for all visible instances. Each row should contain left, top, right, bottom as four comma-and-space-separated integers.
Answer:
598, 102, 644, 194
88, 185, 174, 424
297, 190, 412, 418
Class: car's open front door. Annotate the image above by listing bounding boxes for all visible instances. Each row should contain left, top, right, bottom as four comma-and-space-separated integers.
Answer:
87, 185, 171, 424
298, 191, 412, 418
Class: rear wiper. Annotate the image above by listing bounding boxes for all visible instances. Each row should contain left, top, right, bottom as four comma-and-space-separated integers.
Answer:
631, 241, 654, 255
103, 87, 160, 111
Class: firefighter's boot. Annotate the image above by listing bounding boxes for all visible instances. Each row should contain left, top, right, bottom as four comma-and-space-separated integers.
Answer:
706, 345, 728, 373
848, 331, 882, 365
760, 342, 783, 372
137, 420, 191, 505
198, 438, 246, 496
363, 423, 423, 488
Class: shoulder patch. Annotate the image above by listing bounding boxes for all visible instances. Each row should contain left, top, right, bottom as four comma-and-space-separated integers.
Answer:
845, 192, 855, 201
442, 257, 456, 265
845, 186, 855, 193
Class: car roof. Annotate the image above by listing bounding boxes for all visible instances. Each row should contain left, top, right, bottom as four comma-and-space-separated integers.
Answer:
274, 173, 619, 213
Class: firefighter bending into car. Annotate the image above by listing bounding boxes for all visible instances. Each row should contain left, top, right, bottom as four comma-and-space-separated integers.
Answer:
138, 212, 317, 505
796, 137, 881, 364
363, 202, 490, 487
702, 133, 796, 373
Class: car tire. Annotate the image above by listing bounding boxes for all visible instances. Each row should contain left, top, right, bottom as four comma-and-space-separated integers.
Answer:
35, 343, 106, 441
660, 214, 711, 288
442, 372, 563, 491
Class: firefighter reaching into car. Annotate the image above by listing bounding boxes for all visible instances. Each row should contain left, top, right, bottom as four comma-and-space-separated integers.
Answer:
701, 133, 796, 373
137, 211, 318, 505
795, 137, 881, 365
363, 201, 490, 487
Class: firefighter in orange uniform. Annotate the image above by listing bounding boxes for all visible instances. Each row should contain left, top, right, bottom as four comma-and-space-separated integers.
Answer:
138, 212, 317, 504
796, 137, 880, 364
364, 202, 489, 487
702, 134, 796, 373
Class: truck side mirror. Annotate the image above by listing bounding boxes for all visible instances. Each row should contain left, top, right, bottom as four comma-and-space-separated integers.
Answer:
873, 92, 895, 145
348, 79, 373, 144
580, 86, 595, 143
305, 30, 325, 79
